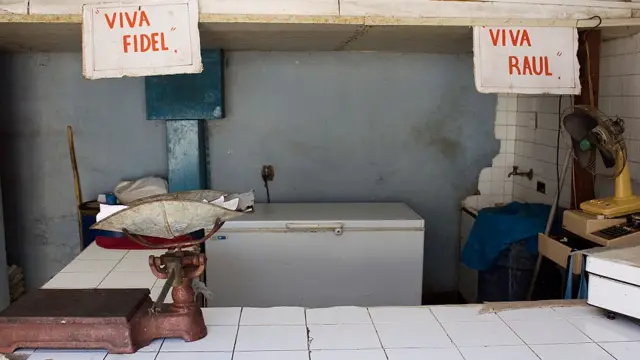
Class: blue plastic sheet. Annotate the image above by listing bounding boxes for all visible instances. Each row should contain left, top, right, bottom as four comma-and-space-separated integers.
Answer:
462, 202, 551, 271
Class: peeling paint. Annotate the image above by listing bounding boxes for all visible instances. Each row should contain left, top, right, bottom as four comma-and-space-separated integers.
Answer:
213, 106, 222, 119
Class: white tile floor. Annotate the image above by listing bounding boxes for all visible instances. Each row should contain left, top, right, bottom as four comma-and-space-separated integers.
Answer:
21, 243, 640, 359
15, 306, 640, 359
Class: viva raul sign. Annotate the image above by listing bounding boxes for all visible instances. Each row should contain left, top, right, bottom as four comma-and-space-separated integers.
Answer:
473, 26, 580, 95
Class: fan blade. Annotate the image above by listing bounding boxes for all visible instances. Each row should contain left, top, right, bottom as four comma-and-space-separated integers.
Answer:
594, 144, 617, 168
563, 111, 599, 141
582, 131, 617, 168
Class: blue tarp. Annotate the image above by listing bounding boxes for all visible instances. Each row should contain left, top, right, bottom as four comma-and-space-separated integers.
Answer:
462, 202, 552, 271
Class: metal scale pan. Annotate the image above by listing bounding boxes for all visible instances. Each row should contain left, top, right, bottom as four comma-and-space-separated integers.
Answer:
0, 190, 246, 354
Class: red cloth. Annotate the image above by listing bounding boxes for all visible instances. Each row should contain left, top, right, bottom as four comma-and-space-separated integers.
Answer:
95, 234, 194, 250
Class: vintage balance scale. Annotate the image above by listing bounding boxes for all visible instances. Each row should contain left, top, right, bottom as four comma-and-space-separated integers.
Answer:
0, 190, 247, 354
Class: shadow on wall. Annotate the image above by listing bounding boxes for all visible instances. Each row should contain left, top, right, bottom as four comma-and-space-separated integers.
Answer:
0, 52, 15, 309
0, 51, 498, 297
0, 52, 17, 248
209, 51, 500, 297
0, 53, 168, 290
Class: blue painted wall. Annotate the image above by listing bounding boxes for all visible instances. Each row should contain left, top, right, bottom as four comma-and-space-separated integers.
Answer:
0, 51, 497, 296
210, 52, 498, 295
0, 53, 167, 289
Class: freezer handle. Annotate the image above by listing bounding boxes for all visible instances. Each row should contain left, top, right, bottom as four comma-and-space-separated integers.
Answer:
285, 223, 344, 235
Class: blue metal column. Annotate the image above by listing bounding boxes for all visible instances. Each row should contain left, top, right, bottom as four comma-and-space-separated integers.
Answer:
165, 120, 208, 192
145, 50, 224, 192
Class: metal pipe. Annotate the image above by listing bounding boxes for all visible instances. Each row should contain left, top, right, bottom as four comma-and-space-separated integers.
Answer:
545, 149, 572, 235
529, 149, 572, 301
152, 268, 176, 312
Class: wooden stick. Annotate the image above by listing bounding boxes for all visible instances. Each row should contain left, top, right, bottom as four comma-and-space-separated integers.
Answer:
67, 125, 84, 251
571, 30, 600, 208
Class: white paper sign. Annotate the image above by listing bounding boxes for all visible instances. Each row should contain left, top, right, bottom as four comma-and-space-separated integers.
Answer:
473, 26, 580, 95
82, 0, 202, 79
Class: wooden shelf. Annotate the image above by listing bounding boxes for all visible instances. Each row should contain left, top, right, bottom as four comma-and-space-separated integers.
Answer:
1, 0, 640, 53
0, 16, 474, 53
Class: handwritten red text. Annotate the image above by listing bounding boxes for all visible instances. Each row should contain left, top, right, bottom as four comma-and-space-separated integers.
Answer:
488, 28, 553, 77
104, 10, 170, 54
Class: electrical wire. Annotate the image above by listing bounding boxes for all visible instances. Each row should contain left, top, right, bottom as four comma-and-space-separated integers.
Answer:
582, 16, 601, 112
557, 95, 563, 196
573, 156, 578, 208
571, 97, 577, 207
265, 183, 271, 204
584, 18, 600, 193
567, 15, 601, 208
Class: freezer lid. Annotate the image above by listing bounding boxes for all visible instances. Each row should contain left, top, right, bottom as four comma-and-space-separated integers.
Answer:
219, 203, 424, 231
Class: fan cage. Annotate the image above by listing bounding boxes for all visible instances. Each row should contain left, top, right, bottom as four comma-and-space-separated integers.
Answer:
560, 105, 627, 179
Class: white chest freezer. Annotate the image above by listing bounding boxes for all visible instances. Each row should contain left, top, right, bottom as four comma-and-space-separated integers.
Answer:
205, 203, 425, 308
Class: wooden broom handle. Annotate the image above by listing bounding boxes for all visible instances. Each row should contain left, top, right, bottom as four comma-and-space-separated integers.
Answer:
67, 126, 82, 208
67, 126, 84, 250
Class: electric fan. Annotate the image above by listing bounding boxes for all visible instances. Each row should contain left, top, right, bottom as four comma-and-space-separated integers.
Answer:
562, 106, 640, 217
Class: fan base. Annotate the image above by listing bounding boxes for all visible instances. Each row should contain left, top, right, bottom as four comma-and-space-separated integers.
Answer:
581, 195, 640, 218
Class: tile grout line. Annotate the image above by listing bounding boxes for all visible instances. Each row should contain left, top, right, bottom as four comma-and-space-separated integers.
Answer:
230, 307, 244, 360
95, 249, 129, 288
562, 315, 598, 342
366, 307, 389, 360
305, 308, 311, 360
496, 312, 543, 360
560, 313, 618, 358
594, 342, 619, 359
429, 308, 468, 360
551, 309, 629, 359
152, 343, 161, 360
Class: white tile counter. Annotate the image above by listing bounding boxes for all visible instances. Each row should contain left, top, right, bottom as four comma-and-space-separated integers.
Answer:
42, 242, 171, 303
12, 243, 640, 359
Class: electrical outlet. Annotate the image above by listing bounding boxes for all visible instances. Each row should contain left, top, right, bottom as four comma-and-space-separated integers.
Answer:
261, 165, 275, 182
537, 181, 546, 194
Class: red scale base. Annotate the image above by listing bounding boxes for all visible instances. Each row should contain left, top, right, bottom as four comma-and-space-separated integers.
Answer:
0, 250, 208, 354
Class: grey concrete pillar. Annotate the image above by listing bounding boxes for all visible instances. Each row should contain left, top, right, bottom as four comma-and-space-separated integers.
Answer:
0, 177, 10, 310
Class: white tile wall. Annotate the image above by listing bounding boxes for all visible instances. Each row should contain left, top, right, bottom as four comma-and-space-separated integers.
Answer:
596, 33, 640, 198
464, 93, 572, 210
470, 24, 640, 209
0, 0, 28, 14
463, 94, 518, 210
512, 94, 574, 208
466, 31, 640, 210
